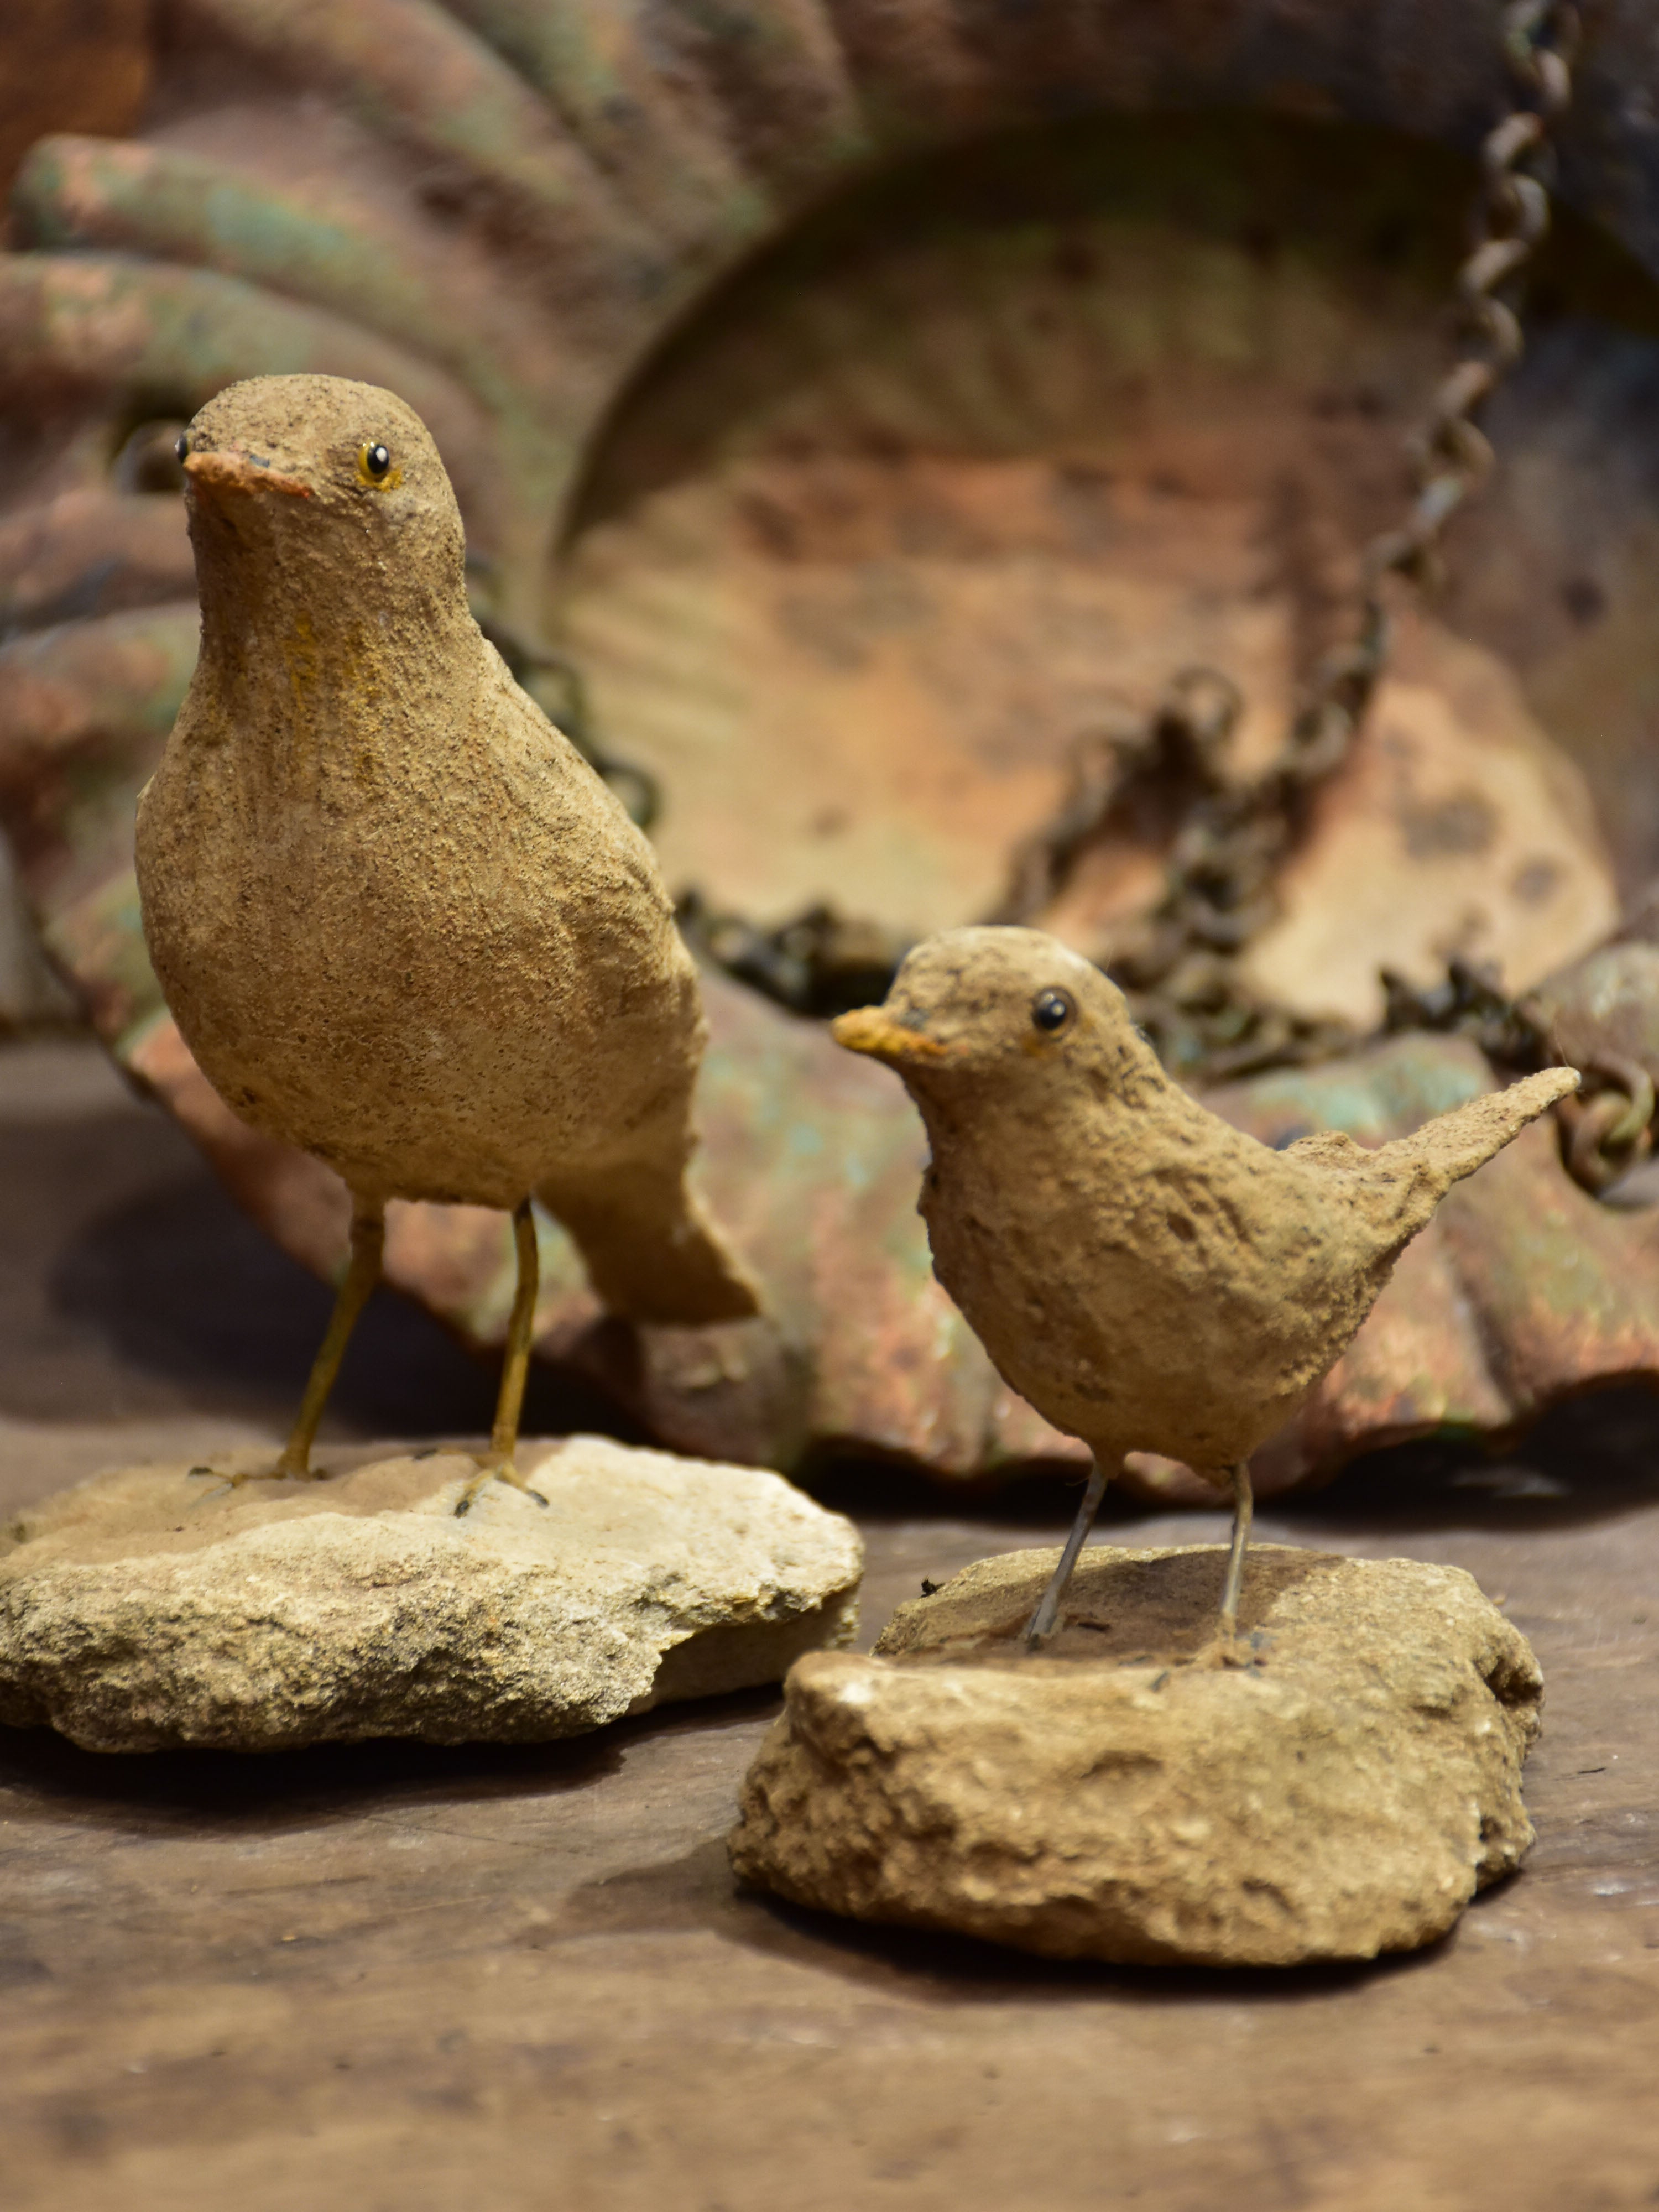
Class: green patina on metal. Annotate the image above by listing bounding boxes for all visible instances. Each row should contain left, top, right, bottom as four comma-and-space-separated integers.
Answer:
46, 869, 163, 1048
14, 138, 577, 503
1215, 1035, 1495, 1149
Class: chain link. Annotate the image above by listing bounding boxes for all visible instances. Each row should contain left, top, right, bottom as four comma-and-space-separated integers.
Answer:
674, 889, 911, 1019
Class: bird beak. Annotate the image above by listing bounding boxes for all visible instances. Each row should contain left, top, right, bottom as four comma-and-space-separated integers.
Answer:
184, 450, 312, 500
832, 1007, 949, 1063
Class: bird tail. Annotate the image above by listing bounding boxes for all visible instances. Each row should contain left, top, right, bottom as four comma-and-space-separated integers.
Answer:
1363, 1063, 1579, 1238
536, 1157, 761, 1325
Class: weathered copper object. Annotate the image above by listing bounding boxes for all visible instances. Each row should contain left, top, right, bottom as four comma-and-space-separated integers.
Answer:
7, 1, 1659, 1491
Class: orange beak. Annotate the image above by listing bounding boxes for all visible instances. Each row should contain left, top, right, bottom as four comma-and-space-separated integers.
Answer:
184, 450, 312, 499
831, 1006, 948, 1063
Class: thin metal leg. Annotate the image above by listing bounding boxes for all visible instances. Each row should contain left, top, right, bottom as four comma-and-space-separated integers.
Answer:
456, 1201, 547, 1516
274, 1197, 385, 1479
190, 1199, 385, 1496
489, 1198, 539, 1468
1218, 1458, 1254, 1640
1023, 1458, 1110, 1646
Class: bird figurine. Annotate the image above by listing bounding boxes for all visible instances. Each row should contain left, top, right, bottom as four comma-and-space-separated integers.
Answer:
833, 926, 1578, 1646
138, 373, 757, 1514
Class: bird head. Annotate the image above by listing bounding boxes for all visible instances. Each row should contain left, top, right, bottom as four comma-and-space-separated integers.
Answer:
833, 926, 1157, 1102
178, 374, 465, 600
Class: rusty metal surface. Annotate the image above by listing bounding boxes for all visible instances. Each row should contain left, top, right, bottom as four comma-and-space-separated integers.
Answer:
559, 119, 1637, 981
988, 0, 1589, 1083
0, 0, 149, 202
8, 1, 1659, 1486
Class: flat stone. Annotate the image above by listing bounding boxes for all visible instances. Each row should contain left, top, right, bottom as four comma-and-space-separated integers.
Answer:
729, 1543, 1541, 1966
0, 1438, 862, 1752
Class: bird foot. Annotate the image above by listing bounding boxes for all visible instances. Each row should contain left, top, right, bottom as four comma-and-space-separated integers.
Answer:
452, 1459, 549, 1517
186, 1459, 332, 1502
1201, 1620, 1257, 1669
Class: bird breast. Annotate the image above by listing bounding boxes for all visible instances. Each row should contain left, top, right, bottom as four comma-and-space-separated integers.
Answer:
136, 637, 703, 1208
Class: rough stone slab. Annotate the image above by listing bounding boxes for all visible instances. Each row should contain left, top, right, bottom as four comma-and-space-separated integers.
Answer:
0, 1437, 862, 1752
729, 1543, 1541, 1966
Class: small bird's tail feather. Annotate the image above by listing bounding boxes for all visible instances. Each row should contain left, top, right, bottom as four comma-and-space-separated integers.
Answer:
1360, 1063, 1579, 1242
536, 1161, 761, 1326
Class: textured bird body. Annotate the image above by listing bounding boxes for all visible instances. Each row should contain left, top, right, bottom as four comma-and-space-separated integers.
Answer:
837, 927, 1577, 1483
138, 374, 753, 1325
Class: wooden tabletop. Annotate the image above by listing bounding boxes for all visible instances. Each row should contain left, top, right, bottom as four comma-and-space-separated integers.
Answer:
1, 1040, 1655, 2211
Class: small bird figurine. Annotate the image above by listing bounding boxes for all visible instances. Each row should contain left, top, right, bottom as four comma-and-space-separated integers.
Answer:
834, 927, 1578, 1646
138, 374, 757, 1512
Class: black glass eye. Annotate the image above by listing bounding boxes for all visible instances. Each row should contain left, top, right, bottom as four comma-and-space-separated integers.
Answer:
1031, 988, 1074, 1034
363, 441, 392, 479
174, 432, 190, 463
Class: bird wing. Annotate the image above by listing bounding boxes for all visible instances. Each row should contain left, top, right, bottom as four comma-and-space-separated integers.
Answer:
1285, 1064, 1580, 1250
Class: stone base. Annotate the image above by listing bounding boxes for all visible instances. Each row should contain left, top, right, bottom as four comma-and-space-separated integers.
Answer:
0, 1437, 862, 1752
729, 1543, 1541, 1966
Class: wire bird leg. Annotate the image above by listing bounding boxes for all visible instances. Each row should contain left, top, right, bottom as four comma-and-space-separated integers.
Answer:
455, 1199, 549, 1517
1218, 1459, 1255, 1643
1023, 1458, 1111, 1646
189, 1197, 385, 1497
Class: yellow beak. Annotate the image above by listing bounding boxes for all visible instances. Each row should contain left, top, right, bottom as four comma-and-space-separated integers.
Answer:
185, 450, 313, 500
831, 1006, 948, 1063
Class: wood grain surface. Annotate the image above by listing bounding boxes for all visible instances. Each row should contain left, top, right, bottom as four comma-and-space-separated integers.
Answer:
0, 1039, 1655, 2210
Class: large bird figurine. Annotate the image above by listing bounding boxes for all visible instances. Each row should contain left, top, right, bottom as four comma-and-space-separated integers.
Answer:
138, 374, 756, 1513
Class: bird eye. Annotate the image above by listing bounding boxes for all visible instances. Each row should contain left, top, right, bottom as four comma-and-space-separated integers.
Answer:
361, 441, 392, 481
1031, 988, 1075, 1034
174, 432, 190, 463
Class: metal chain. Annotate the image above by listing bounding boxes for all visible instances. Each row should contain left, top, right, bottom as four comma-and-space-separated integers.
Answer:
1380, 953, 1658, 1194
569, 4, 1632, 1184
993, 0, 1582, 1082
675, 889, 911, 1019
